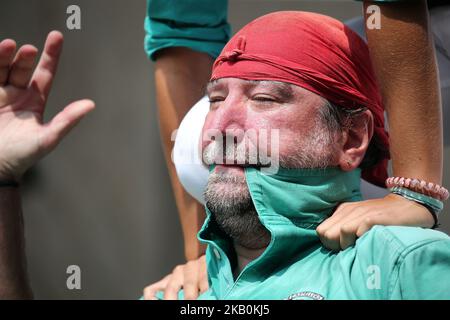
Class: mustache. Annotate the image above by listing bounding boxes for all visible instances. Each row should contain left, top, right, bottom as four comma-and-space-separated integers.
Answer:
208, 170, 247, 184
202, 139, 273, 167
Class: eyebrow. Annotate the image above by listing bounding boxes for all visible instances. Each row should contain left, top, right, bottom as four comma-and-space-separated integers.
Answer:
205, 80, 223, 96
206, 79, 295, 100
253, 80, 294, 100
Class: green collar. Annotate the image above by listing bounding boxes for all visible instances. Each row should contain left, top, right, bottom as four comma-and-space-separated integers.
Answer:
199, 166, 362, 280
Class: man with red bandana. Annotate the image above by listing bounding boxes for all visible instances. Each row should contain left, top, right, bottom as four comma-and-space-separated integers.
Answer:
146, 11, 450, 300
0, 2, 445, 300
144, 1, 445, 300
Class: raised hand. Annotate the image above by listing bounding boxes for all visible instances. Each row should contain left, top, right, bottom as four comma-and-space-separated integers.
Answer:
0, 31, 94, 181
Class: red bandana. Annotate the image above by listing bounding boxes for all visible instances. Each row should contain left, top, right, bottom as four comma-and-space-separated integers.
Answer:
211, 11, 390, 187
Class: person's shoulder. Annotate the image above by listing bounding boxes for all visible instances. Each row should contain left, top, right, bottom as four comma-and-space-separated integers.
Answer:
353, 225, 450, 268
363, 225, 450, 252
368, 226, 450, 249
365, 226, 450, 299
369, 226, 450, 244
351, 225, 450, 299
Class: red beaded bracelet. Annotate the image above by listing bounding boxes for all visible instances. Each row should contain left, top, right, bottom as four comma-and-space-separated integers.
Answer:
386, 177, 449, 201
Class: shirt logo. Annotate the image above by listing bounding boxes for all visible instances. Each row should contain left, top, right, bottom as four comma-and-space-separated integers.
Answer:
286, 291, 325, 300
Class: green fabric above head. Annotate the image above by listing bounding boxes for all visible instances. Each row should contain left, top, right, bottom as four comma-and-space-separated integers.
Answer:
144, 0, 231, 60
144, 0, 409, 61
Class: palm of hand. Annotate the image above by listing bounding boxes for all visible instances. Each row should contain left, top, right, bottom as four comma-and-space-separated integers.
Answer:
0, 31, 94, 181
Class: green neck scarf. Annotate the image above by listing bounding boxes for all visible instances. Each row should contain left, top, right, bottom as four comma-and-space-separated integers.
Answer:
199, 166, 362, 279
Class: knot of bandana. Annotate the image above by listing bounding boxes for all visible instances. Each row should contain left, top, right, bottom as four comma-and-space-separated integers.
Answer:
221, 49, 243, 62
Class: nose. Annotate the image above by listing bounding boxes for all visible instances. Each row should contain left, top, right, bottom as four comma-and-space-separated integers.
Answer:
203, 94, 247, 147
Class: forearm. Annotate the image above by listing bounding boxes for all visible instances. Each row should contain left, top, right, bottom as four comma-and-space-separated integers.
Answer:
154, 48, 213, 260
364, 0, 443, 184
0, 187, 32, 299
0, 31, 92, 299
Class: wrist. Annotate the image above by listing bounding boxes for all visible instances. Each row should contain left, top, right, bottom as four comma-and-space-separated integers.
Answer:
0, 173, 20, 188
185, 243, 207, 261
0, 168, 21, 186
0, 180, 20, 188
0, 171, 20, 187
387, 189, 440, 229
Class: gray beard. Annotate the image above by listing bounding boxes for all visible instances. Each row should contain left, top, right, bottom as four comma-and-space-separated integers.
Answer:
204, 171, 271, 249
204, 124, 340, 250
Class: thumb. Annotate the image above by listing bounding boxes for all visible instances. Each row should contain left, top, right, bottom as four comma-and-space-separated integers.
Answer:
41, 99, 95, 150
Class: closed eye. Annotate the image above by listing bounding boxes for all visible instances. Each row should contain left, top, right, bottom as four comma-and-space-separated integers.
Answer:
252, 95, 278, 103
208, 96, 225, 103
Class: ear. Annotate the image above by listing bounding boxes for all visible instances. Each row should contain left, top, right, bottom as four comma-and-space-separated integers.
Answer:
338, 110, 374, 171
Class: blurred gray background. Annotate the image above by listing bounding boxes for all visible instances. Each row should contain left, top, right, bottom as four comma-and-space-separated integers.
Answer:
0, 0, 449, 299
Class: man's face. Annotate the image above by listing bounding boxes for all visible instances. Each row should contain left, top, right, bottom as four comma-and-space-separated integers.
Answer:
202, 78, 340, 249
202, 78, 339, 171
